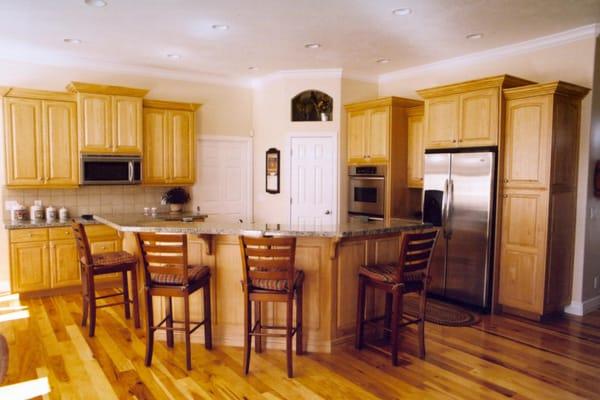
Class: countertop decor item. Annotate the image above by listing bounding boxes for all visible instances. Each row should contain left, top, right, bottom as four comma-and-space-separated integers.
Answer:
161, 187, 190, 213
266, 148, 280, 194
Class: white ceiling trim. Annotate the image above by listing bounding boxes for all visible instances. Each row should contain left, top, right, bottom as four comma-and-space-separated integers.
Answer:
251, 68, 344, 88
379, 23, 600, 83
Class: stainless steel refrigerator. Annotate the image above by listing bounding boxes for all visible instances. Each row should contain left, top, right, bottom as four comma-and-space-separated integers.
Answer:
422, 150, 495, 309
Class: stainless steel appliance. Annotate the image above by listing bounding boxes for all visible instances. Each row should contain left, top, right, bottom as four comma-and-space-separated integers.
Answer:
348, 165, 386, 220
422, 150, 495, 309
81, 155, 142, 185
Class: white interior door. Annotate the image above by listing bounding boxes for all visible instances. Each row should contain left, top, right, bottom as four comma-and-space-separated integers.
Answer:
290, 136, 336, 225
194, 137, 251, 222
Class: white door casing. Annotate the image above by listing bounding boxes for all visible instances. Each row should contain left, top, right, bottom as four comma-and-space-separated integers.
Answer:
289, 134, 337, 226
194, 136, 252, 222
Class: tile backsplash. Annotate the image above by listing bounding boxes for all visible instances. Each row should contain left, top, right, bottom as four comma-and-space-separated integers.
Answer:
1, 186, 180, 218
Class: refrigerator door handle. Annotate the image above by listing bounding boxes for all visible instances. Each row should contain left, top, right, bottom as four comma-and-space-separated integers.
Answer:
442, 178, 449, 238
447, 179, 454, 238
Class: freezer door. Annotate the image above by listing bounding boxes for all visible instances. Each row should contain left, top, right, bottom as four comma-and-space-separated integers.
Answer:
423, 153, 450, 296
445, 152, 494, 308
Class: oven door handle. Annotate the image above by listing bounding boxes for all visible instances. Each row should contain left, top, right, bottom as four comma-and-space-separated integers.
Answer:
349, 176, 384, 180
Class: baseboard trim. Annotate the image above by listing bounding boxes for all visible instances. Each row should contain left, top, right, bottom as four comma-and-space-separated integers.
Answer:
564, 295, 600, 316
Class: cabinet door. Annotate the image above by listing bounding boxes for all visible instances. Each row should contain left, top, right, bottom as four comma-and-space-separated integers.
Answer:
498, 189, 548, 313
503, 96, 551, 189
42, 101, 79, 186
407, 114, 424, 188
4, 98, 44, 186
169, 110, 195, 184
79, 93, 112, 153
458, 88, 499, 147
50, 240, 81, 288
112, 96, 143, 154
347, 110, 367, 163
11, 241, 50, 292
366, 106, 389, 162
143, 108, 169, 184
424, 95, 459, 148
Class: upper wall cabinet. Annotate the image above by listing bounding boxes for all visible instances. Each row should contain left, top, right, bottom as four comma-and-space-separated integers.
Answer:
406, 106, 424, 188
3, 88, 79, 188
417, 75, 533, 150
142, 100, 200, 185
67, 82, 148, 155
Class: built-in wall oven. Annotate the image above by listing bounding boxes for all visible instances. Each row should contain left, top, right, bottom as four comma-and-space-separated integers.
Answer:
348, 165, 386, 220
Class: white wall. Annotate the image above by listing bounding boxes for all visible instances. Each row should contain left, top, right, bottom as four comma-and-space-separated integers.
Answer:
379, 35, 597, 309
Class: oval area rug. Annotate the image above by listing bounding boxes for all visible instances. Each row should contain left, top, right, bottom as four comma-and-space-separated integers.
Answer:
403, 295, 480, 327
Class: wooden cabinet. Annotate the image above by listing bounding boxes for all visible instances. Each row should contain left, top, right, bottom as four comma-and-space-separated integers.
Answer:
67, 82, 148, 155
407, 106, 424, 188
418, 75, 533, 150
142, 100, 200, 185
9, 225, 122, 294
498, 82, 589, 319
3, 91, 78, 188
344, 97, 424, 219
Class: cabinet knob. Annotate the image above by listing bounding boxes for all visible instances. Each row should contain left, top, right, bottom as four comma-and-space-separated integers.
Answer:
38, 177, 43, 181
452, 139, 457, 143
420, 178, 424, 181
503, 194, 508, 198
504, 179, 509, 183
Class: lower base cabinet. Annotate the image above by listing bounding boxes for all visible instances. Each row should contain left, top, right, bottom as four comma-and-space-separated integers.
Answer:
10, 225, 122, 294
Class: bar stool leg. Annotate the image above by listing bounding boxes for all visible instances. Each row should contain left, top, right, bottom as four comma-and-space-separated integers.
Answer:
243, 297, 251, 375
88, 270, 97, 337
166, 297, 174, 348
203, 282, 213, 350
81, 265, 89, 327
255, 301, 262, 353
417, 291, 427, 359
355, 276, 367, 349
390, 288, 402, 366
184, 294, 192, 371
130, 265, 140, 329
286, 296, 294, 378
122, 270, 131, 320
144, 288, 154, 366
296, 284, 303, 355
384, 293, 393, 342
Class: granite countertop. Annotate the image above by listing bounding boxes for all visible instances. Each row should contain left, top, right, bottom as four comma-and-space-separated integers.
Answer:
93, 213, 429, 238
3, 217, 100, 230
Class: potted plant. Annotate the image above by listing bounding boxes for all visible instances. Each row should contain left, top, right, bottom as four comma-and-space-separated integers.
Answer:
161, 187, 190, 213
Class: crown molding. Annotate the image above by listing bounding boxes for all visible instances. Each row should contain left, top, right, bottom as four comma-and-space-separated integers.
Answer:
251, 68, 345, 88
379, 23, 600, 83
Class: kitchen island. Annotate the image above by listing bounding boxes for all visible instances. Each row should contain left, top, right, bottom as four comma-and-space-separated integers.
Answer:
94, 214, 430, 353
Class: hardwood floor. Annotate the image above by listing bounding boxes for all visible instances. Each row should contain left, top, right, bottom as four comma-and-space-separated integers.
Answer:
2, 290, 600, 399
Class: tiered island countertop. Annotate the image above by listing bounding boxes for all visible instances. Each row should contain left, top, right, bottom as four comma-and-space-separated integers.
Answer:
93, 213, 431, 353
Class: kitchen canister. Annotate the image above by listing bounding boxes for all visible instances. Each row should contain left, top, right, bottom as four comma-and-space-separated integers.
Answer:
59, 207, 69, 222
45, 205, 58, 222
30, 202, 44, 221
11, 204, 27, 222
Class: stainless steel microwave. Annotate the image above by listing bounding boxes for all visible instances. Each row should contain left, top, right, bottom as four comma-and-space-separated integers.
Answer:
81, 155, 142, 185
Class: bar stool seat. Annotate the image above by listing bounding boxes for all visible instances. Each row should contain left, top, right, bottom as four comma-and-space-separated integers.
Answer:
84, 251, 138, 268
251, 270, 304, 291
359, 264, 425, 284
151, 264, 210, 286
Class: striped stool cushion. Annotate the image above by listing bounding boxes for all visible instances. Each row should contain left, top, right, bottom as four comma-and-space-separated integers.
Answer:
151, 264, 209, 286
251, 271, 303, 291
85, 251, 137, 267
359, 263, 425, 284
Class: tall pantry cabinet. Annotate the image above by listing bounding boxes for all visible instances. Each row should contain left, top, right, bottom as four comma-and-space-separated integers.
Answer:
498, 82, 589, 320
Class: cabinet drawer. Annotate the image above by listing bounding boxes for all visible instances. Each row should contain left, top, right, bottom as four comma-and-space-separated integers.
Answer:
85, 224, 119, 238
10, 228, 49, 243
49, 227, 75, 240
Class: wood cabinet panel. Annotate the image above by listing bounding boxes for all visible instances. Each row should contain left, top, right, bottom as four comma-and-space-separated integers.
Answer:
336, 240, 366, 335
79, 93, 112, 153
11, 241, 50, 292
10, 228, 48, 243
169, 110, 195, 184
407, 113, 424, 188
459, 88, 499, 146
43, 101, 78, 186
50, 240, 81, 288
367, 107, 389, 162
503, 96, 551, 189
143, 109, 168, 184
112, 96, 143, 154
425, 95, 459, 149
347, 110, 367, 163
498, 249, 541, 311
4, 97, 44, 185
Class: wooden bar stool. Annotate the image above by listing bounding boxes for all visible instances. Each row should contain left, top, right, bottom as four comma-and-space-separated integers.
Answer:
355, 229, 439, 365
239, 236, 304, 378
136, 232, 212, 371
72, 221, 140, 337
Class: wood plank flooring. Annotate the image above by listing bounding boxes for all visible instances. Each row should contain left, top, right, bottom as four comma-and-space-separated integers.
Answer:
2, 290, 600, 399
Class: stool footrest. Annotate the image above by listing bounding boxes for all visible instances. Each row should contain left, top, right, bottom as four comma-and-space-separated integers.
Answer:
95, 292, 125, 300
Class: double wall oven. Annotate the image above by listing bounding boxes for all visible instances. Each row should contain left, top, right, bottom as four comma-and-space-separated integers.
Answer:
348, 165, 386, 221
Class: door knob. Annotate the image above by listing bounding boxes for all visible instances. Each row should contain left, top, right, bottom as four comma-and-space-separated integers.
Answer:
325, 210, 331, 215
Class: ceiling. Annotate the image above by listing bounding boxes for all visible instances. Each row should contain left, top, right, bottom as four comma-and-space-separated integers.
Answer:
0, 0, 599, 84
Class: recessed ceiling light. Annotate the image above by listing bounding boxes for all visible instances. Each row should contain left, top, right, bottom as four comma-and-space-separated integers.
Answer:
63, 38, 82, 44
166, 54, 181, 59
466, 33, 484, 40
304, 43, 321, 49
392, 8, 412, 16
84, 0, 107, 7
248, 66, 258, 71
376, 58, 391, 64
211, 24, 230, 31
